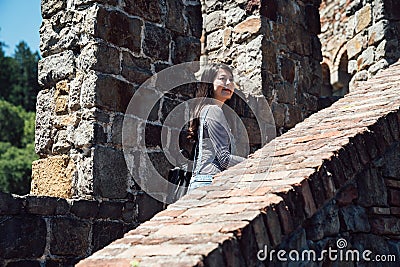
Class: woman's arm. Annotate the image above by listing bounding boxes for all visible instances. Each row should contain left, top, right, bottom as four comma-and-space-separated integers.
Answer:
205, 105, 245, 169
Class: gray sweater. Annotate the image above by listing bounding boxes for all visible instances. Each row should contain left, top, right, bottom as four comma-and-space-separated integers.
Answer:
195, 104, 245, 175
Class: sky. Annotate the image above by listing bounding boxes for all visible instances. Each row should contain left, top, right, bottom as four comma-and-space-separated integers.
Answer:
0, 0, 42, 57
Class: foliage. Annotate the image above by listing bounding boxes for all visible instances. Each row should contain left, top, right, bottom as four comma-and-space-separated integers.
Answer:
0, 99, 24, 147
0, 41, 40, 112
0, 143, 37, 195
0, 39, 40, 195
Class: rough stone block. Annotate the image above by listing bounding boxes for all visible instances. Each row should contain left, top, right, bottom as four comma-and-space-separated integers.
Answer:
335, 183, 358, 206
355, 4, 372, 33
148, 152, 174, 180
50, 218, 91, 256
206, 11, 225, 33
386, 0, 400, 19
123, 0, 162, 23
121, 52, 152, 84
388, 188, 400, 206
93, 146, 129, 199
81, 73, 135, 113
305, 201, 339, 241
238, 224, 259, 267
207, 30, 223, 51
368, 19, 389, 46
136, 191, 164, 223
368, 58, 389, 75
357, 46, 375, 71
279, 56, 296, 84
264, 208, 282, 246
186, 4, 202, 38
376, 39, 399, 61
55, 95, 69, 115
72, 120, 95, 148
0, 215, 47, 259
41, 0, 66, 19
38, 50, 75, 87
5, 260, 41, 267
172, 36, 201, 64
339, 205, 370, 232
347, 33, 366, 59
166, 0, 186, 34
0, 193, 23, 215
74, 0, 118, 6
381, 143, 400, 179
221, 237, 246, 267
31, 155, 77, 198
122, 202, 137, 223
305, 4, 321, 34
144, 123, 162, 149
226, 7, 245, 26
98, 202, 124, 220
35, 89, 55, 156
284, 104, 303, 129
70, 199, 99, 218
356, 168, 388, 207
77, 43, 120, 75
92, 221, 124, 252
95, 8, 143, 53
370, 217, 400, 235
25, 196, 69, 216
143, 22, 171, 61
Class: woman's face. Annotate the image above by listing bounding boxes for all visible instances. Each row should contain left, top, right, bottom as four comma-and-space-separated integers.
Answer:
212, 68, 235, 103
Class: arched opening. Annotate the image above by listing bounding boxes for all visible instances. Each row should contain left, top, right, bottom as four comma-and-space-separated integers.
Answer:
321, 62, 333, 97
332, 51, 350, 96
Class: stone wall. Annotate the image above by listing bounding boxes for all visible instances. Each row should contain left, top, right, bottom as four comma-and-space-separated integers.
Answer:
33, 0, 201, 200
320, 0, 400, 95
275, 142, 400, 265
204, 0, 323, 135
0, 192, 139, 266
76, 58, 400, 267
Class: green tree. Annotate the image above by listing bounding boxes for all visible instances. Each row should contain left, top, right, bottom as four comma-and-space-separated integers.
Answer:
0, 100, 37, 194
0, 100, 24, 147
0, 42, 18, 101
0, 143, 37, 195
9, 42, 41, 111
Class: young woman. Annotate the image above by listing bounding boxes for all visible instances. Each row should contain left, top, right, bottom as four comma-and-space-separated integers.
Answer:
187, 63, 245, 191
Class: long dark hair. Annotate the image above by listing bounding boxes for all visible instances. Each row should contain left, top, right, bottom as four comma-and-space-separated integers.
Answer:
187, 63, 234, 142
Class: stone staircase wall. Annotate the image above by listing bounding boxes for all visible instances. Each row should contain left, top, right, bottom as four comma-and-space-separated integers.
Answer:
77, 61, 400, 266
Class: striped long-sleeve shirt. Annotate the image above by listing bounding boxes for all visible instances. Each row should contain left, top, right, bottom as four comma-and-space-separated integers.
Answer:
195, 104, 245, 175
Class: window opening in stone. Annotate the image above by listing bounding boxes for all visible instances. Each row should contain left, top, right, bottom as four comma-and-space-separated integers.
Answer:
321, 62, 333, 97
332, 51, 350, 96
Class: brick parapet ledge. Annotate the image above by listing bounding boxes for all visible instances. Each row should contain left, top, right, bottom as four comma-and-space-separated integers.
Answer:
77, 61, 400, 266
